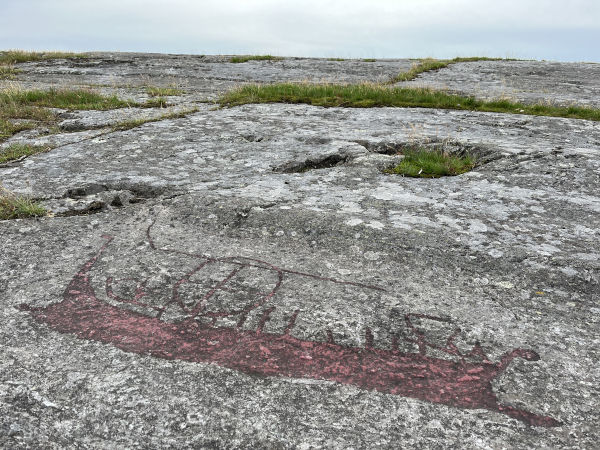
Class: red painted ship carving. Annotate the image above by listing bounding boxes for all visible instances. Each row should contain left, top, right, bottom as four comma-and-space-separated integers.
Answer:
20, 230, 561, 428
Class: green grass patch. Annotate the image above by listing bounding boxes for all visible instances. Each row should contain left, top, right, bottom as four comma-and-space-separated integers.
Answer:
391, 57, 508, 83
143, 97, 169, 108
0, 143, 51, 163
0, 87, 136, 142
0, 118, 38, 141
230, 55, 280, 63
362, 58, 377, 62
146, 86, 183, 97
219, 82, 600, 121
0, 50, 87, 65
0, 50, 86, 80
0, 65, 19, 80
0, 187, 46, 220
385, 148, 476, 177
328, 58, 346, 61
0, 88, 130, 110
0, 102, 56, 142
393, 58, 452, 82
112, 108, 199, 131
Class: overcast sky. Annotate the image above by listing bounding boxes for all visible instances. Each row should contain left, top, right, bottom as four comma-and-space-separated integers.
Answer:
1, 0, 599, 62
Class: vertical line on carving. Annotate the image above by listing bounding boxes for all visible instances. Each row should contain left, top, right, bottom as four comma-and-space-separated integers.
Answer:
445, 328, 462, 356
242, 269, 284, 315
257, 307, 276, 333
404, 314, 427, 355
392, 336, 399, 351
156, 260, 212, 319
327, 329, 335, 344
365, 327, 374, 349
64, 235, 113, 300
146, 222, 157, 249
236, 313, 248, 328
284, 310, 300, 335
231, 268, 285, 319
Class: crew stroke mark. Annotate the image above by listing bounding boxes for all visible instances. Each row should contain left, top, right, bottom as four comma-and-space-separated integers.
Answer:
20, 230, 561, 428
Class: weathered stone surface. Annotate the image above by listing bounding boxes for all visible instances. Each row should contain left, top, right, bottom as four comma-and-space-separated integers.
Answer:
400, 60, 600, 107
2, 53, 415, 102
0, 127, 108, 158
0, 53, 598, 448
55, 105, 192, 131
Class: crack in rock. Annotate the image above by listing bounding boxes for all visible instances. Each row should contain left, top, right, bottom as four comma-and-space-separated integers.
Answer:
274, 153, 350, 173
39, 183, 173, 216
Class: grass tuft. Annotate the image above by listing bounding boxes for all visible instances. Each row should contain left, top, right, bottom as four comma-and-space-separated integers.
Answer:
0, 143, 51, 163
328, 58, 346, 62
0, 186, 46, 220
0, 87, 136, 142
362, 58, 377, 62
0, 88, 130, 110
385, 148, 476, 177
218, 82, 600, 121
143, 97, 169, 108
146, 86, 183, 97
0, 65, 19, 80
391, 57, 509, 83
0, 96, 56, 142
230, 55, 280, 63
0, 118, 38, 141
0, 50, 87, 81
0, 50, 87, 65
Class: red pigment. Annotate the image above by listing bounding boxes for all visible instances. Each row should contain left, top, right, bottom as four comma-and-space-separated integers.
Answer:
19, 234, 561, 428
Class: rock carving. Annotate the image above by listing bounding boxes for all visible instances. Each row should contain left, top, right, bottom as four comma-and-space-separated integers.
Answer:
20, 225, 560, 428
